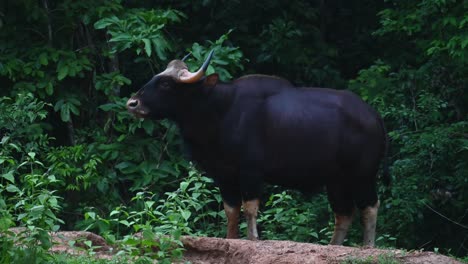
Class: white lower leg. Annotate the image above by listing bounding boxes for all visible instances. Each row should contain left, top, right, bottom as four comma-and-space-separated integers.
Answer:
243, 199, 259, 240
361, 200, 380, 247
330, 213, 354, 245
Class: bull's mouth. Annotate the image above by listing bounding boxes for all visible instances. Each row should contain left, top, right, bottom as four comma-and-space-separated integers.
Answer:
128, 108, 149, 118
126, 98, 150, 118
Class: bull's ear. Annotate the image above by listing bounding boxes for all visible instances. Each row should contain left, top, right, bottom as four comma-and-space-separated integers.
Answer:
203, 74, 219, 88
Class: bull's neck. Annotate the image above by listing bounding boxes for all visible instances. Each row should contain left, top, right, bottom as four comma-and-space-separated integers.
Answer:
175, 83, 233, 143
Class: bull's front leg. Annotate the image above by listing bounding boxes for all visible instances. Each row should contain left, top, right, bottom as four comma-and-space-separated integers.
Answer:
219, 179, 242, 239
223, 202, 241, 239
239, 164, 263, 240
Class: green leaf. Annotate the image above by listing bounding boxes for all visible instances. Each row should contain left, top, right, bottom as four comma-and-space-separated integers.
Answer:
69, 103, 79, 115
310, 232, 319, 239
145, 201, 155, 209
54, 99, 64, 112
109, 33, 132, 42
86, 212, 96, 220
39, 53, 49, 66
1, 136, 9, 144
68, 240, 76, 248
181, 210, 191, 221
99, 103, 119, 112
119, 220, 132, 227
84, 240, 92, 248
180, 181, 189, 192
57, 65, 69, 80
142, 228, 155, 240
60, 105, 70, 122
143, 38, 152, 57
1, 171, 15, 183
110, 210, 119, 216
49, 196, 58, 207
115, 161, 133, 170
45, 82, 53, 95
0, 215, 14, 230
94, 16, 118, 29
6, 184, 20, 193
142, 120, 154, 135
31, 205, 45, 213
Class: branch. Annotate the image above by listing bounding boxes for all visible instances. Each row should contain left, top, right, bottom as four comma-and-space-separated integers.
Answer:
423, 202, 468, 229
42, 0, 53, 46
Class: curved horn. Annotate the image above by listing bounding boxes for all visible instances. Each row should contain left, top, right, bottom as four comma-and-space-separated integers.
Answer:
181, 52, 192, 62
179, 50, 214, 83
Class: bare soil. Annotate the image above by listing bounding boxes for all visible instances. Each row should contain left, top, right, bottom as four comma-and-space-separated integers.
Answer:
46, 231, 462, 264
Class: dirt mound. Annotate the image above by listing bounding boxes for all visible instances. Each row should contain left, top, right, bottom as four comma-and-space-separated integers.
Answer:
46, 231, 461, 264
182, 236, 461, 264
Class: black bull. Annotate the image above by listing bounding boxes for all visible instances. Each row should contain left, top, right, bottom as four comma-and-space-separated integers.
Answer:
126, 51, 389, 246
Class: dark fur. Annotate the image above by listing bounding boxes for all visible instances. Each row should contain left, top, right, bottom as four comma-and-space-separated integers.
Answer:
130, 74, 389, 216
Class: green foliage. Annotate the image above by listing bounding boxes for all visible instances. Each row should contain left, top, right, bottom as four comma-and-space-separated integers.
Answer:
256, 191, 329, 243
185, 30, 245, 81
112, 230, 184, 264
349, 0, 468, 251
79, 168, 221, 262
95, 71, 131, 98
94, 9, 184, 59
0, 94, 62, 263
46, 145, 101, 191
375, 0, 467, 63
54, 97, 81, 122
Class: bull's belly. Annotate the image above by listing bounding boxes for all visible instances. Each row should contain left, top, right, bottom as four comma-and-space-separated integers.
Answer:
263, 166, 333, 192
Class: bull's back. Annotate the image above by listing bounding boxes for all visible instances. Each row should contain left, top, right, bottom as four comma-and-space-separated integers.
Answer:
260, 88, 382, 189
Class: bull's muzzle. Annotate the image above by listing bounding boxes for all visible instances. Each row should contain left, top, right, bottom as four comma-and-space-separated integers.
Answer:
126, 98, 139, 109
126, 98, 148, 117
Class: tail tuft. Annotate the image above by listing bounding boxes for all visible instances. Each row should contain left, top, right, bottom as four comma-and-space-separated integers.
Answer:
379, 117, 391, 186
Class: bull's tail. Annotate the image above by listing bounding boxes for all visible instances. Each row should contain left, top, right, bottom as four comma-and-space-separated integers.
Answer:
379, 116, 391, 186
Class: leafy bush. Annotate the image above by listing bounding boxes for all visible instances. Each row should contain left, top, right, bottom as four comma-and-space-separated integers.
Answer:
0, 94, 62, 263
79, 166, 221, 262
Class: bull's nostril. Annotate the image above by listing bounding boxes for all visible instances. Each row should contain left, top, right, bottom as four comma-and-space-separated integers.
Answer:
127, 99, 139, 109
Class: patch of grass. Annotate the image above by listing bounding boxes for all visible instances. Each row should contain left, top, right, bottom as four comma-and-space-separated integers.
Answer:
341, 253, 401, 264
455, 255, 468, 263
52, 254, 130, 264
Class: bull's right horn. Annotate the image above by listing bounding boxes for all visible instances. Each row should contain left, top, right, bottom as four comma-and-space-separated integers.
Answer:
178, 50, 214, 83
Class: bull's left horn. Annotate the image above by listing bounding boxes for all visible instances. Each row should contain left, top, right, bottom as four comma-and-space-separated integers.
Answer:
181, 52, 192, 62
179, 50, 214, 83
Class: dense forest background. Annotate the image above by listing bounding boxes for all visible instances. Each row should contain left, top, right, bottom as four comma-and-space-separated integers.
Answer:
0, 0, 467, 262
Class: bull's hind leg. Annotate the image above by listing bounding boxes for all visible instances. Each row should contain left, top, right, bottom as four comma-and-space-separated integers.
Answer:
354, 180, 379, 247
331, 211, 354, 245
360, 200, 380, 247
243, 199, 260, 240
327, 184, 355, 245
